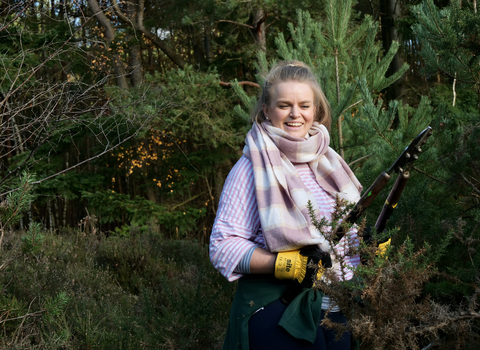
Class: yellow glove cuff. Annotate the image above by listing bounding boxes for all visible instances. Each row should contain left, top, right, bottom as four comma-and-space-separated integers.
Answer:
376, 238, 391, 258
316, 261, 326, 281
274, 250, 308, 283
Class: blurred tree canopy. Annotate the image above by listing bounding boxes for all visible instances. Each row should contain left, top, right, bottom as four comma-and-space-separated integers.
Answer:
0, 0, 478, 254
0, 0, 477, 243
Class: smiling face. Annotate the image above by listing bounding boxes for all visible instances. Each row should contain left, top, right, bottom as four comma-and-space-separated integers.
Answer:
262, 81, 316, 139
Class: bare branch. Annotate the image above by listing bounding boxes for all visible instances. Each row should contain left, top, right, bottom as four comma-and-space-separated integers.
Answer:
220, 81, 260, 88
461, 173, 480, 195
0, 0, 34, 33
412, 166, 447, 184
217, 19, 254, 29
0, 16, 95, 109
348, 154, 372, 167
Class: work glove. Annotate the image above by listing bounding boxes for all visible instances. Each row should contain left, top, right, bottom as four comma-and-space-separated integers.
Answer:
376, 238, 391, 258
275, 246, 332, 304
361, 226, 391, 259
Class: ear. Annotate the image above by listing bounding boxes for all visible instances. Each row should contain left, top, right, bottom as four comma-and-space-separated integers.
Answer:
262, 104, 269, 119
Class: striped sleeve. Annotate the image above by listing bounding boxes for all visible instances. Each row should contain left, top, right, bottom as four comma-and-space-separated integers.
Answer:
209, 156, 265, 281
334, 227, 361, 281
296, 164, 360, 281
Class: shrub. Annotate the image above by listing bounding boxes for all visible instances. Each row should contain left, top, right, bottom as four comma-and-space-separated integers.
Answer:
0, 227, 235, 349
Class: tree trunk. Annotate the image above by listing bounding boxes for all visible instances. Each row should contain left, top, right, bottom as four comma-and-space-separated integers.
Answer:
63, 152, 69, 227
127, 1, 143, 87
129, 44, 143, 87
48, 198, 54, 231
380, 0, 405, 102
112, 0, 187, 69
204, 24, 214, 65
190, 25, 206, 69
87, 0, 129, 89
146, 185, 157, 203
250, 8, 267, 53
148, 45, 154, 68
63, 197, 67, 227
54, 196, 60, 229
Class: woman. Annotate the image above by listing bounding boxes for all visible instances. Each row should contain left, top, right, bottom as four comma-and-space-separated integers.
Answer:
210, 61, 362, 350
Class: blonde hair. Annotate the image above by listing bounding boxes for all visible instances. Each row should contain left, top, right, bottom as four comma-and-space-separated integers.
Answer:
251, 60, 331, 131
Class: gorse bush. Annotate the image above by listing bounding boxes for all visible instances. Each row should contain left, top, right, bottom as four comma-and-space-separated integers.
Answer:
308, 199, 480, 350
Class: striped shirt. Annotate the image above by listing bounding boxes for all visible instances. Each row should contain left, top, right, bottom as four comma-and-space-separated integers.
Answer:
210, 155, 360, 283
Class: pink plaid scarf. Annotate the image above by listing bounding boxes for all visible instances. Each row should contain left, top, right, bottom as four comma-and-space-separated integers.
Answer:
243, 121, 362, 252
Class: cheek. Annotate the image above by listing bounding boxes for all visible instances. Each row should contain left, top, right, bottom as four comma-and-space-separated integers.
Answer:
307, 110, 316, 122
269, 111, 287, 126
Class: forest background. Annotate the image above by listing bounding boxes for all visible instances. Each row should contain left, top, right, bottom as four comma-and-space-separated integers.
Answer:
1, 0, 480, 349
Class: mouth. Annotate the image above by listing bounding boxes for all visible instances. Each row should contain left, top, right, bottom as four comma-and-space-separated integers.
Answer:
285, 122, 303, 127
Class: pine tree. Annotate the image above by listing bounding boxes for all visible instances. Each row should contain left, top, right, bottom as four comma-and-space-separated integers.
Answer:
412, 0, 480, 114
410, 1, 480, 337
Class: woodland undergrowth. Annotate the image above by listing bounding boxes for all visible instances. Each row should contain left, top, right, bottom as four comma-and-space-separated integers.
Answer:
0, 203, 235, 349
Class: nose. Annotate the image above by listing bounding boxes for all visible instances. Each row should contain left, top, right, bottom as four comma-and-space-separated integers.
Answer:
290, 105, 301, 118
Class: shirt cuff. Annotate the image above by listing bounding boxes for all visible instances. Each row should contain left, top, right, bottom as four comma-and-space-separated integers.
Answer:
233, 246, 257, 274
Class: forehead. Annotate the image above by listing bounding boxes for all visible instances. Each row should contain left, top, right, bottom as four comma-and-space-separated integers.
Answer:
271, 81, 314, 101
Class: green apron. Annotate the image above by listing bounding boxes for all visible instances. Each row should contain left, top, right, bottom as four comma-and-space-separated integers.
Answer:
222, 275, 324, 350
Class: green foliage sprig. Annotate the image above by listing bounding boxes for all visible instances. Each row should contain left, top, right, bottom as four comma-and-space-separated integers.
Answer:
0, 173, 34, 228
21, 222, 44, 255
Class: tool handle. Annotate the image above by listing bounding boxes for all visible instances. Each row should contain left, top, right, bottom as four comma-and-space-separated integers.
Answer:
333, 171, 391, 242
374, 172, 410, 234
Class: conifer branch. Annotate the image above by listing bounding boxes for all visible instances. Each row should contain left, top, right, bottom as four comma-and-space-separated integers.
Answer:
12, 297, 39, 344
0, 15, 94, 110
372, 123, 396, 150
453, 72, 457, 106
0, 305, 43, 325
0, 111, 155, 196
110, 0, 187, 69
334, 51, 344, 158
413, 167, 447, 184
0, 254, 18, 272
427, 0, 444, 35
